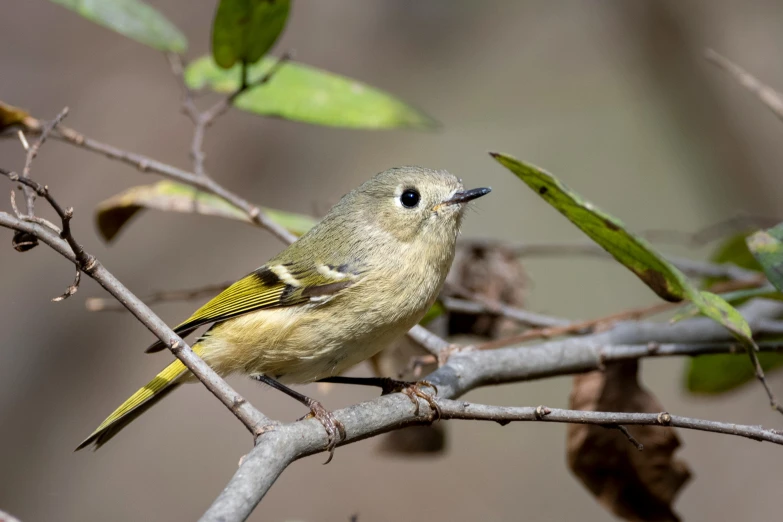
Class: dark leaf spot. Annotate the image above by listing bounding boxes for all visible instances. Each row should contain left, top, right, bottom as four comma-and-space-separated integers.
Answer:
603, 218, 620, 231
637, 269, 682, 303
538, 186, 548, 195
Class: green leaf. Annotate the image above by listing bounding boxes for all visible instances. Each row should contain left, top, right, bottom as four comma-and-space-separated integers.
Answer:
49, 0, 187, 53
491, 152, 757, 348
747, 223, 783, 293
703, 231, 762, 289
212, 0, 291, 69
95, 181, 316, 242
686, 352, 783, 393
184, 56, 438, 130
420, 301, 446, 326
672, 285, 783, 322
491, 153, 692, 302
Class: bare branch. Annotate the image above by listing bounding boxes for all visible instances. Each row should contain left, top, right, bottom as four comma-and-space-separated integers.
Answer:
465, 239, 763, 282
442, 296, 570, 328
477, 300, 677, 351
706, 48, 783, 122
406, 324, 452, 357
202, 300, 783, 521
19, 107, 68, 215
0, 185, 271, 437
9, 118, 297, 244
86, 281, 232, 312
52, 268, 80, 302
0, 509, 21, 522
168, 52, 292, 180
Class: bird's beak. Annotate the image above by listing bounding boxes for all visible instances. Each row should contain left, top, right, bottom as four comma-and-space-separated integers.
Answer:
441, 187, 492, 207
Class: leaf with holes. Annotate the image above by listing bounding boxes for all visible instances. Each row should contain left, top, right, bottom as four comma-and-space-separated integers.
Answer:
48, 0, 187, 53
95, 181, 316, 242
184, 56, 437, 129
211, 0, 290, 69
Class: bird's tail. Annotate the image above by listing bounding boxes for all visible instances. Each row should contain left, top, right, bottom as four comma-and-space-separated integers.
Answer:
76, 356, 193, 451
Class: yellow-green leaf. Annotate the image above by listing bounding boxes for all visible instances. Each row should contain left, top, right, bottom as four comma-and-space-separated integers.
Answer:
95, 181, 316, 242
686, 352, 783, 393
672, 285, 782, 322
212, 0, 290, 69
747, 223, 783, 293
48, 0, 187, 53
491, 152, 757, 351
184, 56, 437, 130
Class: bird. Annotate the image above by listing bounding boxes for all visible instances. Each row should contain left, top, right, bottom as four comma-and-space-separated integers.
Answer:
76, 166, 490, 460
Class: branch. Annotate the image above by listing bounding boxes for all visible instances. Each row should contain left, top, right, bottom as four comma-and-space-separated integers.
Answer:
19, 107, 70, 216
464, 239, 763, 282
0, 187, 271, 437
437, 401, 783, 446
10, 116, 297, 244
441, 296, 570, 328
85, 281, 232, 312
202, 299, 783, 521
705, 48, 783, 122
0, 509, 21, 522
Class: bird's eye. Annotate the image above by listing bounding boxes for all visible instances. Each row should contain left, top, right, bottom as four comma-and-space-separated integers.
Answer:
400, 188, 420, 208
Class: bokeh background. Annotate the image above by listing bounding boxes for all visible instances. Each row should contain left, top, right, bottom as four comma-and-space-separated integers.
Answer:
2, 1, 783, 520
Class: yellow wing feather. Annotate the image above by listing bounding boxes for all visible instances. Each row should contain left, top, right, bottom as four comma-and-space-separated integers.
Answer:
75, 348, 199, 450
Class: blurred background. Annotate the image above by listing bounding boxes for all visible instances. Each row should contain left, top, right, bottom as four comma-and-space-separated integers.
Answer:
2, 0, 783, 520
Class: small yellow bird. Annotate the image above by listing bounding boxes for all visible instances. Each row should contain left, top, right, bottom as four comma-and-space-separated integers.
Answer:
77, 167, 489, 457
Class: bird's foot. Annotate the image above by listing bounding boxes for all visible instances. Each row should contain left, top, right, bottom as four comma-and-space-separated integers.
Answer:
381, 378, 441, 420
298, 399, 346, 464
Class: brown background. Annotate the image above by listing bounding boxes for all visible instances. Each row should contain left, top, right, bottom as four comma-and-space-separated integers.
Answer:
1, 1, 783, 521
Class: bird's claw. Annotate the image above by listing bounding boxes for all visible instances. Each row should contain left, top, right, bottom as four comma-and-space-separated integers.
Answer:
381, 378, 441, 420
298, 400, 346, 464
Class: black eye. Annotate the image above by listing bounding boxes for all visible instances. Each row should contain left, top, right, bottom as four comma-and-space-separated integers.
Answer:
400, 188, 420, 208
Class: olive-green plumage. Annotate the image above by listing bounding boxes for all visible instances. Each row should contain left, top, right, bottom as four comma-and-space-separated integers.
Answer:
77, 167, 489, 450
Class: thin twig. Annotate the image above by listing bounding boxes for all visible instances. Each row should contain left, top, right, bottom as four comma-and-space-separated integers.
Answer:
642, 215, 779, 247
477, 300, 677, 351
612, 424, 644, 450
19, 107, 69, 215
436, 401, 783, 445
52, 268, 81, 302
406, 324, 453, 357
442, 296, 570, 328
464, 239, 763, 282
204, 310, 783, 522
169, 52, 292, 179
0, 189, 270, 437
706, 48, 783, 122
9, 117, 297, 244
86, 281, 233, 312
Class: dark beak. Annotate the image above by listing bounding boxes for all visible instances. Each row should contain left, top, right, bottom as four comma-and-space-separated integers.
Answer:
442, 187, 492, 206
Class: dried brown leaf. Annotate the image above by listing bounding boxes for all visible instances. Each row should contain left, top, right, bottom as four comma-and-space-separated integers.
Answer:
445, 243, 528, 338
567, 360, 691, 521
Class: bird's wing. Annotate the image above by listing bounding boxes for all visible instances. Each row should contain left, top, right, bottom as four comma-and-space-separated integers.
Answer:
145, 261, 358, 353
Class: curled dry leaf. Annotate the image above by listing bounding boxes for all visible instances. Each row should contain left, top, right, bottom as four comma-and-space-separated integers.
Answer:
445, 242, 528, 338
95, 180, 317, 242
567, 360, 691, 522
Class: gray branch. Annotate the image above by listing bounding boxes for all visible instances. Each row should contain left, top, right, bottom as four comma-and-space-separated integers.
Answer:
0, 211, 271, 436
202, 299, 783, 521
